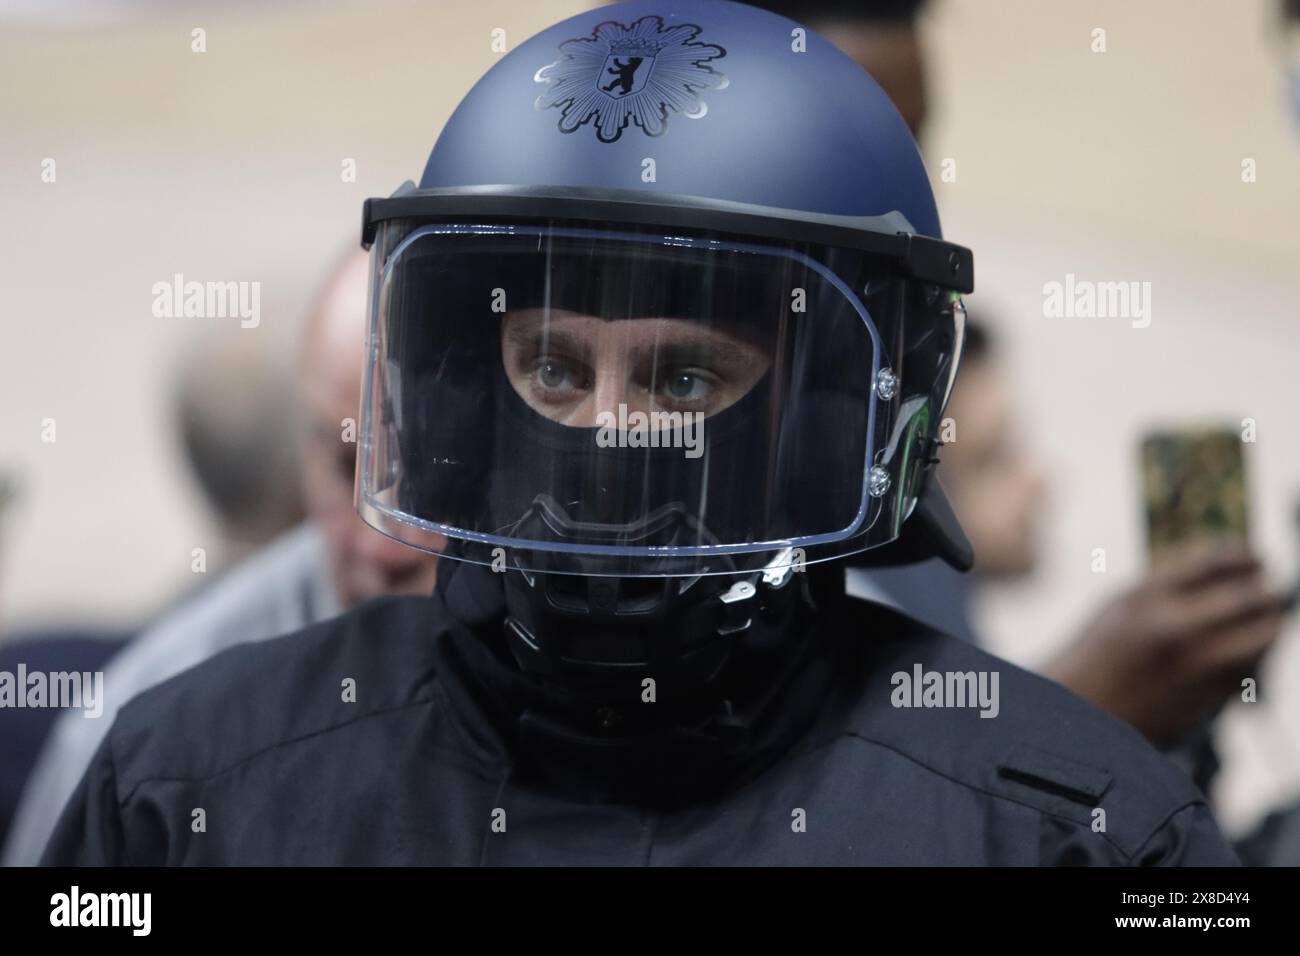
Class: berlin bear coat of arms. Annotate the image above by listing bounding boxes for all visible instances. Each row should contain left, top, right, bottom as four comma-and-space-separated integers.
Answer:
534, 15, 728, 144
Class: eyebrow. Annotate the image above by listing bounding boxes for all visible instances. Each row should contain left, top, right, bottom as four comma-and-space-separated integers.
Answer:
502, 322, 588, 358
648, 338, 752, 369
505, 315, 769, 366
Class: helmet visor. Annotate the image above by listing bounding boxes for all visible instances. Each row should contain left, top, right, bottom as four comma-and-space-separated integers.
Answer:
359, 221, 962, 576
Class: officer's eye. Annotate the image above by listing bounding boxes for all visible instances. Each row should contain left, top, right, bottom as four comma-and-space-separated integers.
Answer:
662, 369, 711, 402
533, 356, 588, 394
537, 361, 567, 389
648, 365, 721, 413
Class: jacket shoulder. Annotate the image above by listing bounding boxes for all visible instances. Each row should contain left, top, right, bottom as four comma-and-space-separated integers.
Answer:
838, 599, 1220, 861
108, 594, 441, 794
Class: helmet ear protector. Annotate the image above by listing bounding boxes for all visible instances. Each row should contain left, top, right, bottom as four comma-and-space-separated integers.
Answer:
356, 182, 975, 578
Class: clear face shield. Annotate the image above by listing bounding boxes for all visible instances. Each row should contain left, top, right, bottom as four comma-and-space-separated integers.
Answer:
358, 196, 970, 579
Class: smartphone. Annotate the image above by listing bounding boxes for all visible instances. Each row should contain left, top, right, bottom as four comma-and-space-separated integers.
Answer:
1140, 426, 1248, 570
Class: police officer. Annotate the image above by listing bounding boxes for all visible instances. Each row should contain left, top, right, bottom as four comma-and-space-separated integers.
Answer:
44, 0, 1236, 866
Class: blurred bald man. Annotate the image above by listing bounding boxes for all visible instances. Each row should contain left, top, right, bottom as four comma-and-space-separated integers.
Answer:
299, 252, 443, 609
3, 250, 441, 866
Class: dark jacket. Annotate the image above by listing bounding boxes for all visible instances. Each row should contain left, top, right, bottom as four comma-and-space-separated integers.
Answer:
43, 564, 1237, 866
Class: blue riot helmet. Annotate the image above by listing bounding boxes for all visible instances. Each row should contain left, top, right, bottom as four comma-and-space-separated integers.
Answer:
357, 1, 973, 688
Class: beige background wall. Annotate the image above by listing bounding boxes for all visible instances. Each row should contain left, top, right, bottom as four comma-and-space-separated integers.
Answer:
1, 0, 1297, 831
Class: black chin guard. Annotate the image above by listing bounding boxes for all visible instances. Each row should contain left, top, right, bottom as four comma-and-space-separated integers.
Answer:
497, 497, 813, 727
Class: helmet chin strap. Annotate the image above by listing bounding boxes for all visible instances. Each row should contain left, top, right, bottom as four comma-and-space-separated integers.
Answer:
501, 547, 814, 733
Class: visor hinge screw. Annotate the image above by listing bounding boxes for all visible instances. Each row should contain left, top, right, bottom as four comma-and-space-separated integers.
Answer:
874, 367, 898, 401
868, 465, 891, 498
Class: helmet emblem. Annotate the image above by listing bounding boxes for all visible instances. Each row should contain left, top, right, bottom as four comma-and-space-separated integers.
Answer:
534, 15, 727, 144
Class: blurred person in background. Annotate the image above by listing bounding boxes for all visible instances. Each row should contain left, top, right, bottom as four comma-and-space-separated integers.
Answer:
880, 322, 1284, 786
2, 249, 442, 866
0, 306, 310, 846
754, 0, 1288, 790
172, 332, 306, 567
